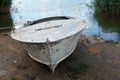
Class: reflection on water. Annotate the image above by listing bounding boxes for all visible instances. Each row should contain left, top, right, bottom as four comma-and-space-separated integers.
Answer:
10, 0, 120, 42
0, 14, 13, 27
94, 12, 120, 34
94, 12, 120, 42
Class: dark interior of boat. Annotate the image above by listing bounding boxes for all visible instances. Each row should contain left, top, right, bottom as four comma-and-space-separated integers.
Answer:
29, 16, 73, 25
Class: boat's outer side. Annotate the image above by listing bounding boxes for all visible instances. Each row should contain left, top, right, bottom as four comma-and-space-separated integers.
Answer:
10, 18, 86, 43
22, 31, 81, 73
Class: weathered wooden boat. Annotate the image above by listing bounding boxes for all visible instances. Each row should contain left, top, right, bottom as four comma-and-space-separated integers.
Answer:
10, 16, 86, 73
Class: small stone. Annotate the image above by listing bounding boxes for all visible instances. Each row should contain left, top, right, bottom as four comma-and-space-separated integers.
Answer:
0, 70, 7, 76
13, 60, 18, 64
116, 44, 120, 47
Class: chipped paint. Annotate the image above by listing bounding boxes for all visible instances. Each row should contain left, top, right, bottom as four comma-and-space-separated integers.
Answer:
10, 16, 86, 73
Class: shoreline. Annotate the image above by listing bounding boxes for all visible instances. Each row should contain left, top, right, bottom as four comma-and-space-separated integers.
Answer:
0, 33, 120, 80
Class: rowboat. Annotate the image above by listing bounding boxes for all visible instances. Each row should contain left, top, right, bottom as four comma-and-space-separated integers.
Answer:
10, 16, 86, 73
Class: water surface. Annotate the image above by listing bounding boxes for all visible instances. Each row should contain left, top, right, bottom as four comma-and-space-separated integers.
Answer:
9, 0, 120, 43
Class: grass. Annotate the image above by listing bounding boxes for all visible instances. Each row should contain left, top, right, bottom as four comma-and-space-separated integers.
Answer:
68, 63, 95, 75
93, 32, 101, 40
93, 34, 98, 40
67, 63, 95, 80
11, 78, 16, 80
94, 0, 120, 15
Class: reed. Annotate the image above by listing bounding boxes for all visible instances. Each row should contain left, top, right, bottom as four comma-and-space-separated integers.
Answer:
0, 0, 12, 6
0, 0, 12, 13
94, 0, 120, 15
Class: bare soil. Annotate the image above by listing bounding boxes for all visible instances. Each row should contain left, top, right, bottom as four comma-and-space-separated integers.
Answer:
0, 33, 120, 80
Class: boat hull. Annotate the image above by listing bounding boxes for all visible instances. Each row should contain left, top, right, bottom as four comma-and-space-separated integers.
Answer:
10, 16, 86, 73
21, 32, 81, 73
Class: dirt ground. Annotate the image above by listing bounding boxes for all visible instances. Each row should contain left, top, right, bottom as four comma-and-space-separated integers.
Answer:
0, 33, 120, 80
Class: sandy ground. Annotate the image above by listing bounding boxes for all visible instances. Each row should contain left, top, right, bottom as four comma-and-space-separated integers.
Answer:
0, 33, 120, 80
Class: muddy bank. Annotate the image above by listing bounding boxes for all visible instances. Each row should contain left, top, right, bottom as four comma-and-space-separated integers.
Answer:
0, 33, 120, 80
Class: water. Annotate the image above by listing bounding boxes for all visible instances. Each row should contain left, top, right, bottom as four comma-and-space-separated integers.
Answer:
1, 0, 120, 43
11, 0, 91, 24
93, 12, 120, 42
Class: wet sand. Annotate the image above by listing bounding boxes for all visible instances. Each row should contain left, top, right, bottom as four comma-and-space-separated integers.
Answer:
0, 34, 120, 80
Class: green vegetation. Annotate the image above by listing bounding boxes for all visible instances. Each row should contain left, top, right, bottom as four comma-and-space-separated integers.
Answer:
94, 0, 120, 15
0, 14, 13, 27
69, 63, 95, 74
0, 0, 12, 13
0, 0, 12, 6
93, 34, 99, 40
94, 11, 120, 34
67, 63, 95, 80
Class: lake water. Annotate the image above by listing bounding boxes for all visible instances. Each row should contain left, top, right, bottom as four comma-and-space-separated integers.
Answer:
1, 0, 120, 43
